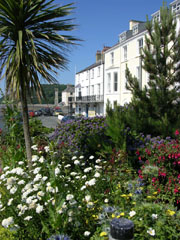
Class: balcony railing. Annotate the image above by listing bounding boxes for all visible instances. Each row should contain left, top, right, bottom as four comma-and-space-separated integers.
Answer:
75, 95, 104, 103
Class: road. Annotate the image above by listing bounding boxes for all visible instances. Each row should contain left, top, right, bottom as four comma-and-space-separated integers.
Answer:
37, 116, 59, 129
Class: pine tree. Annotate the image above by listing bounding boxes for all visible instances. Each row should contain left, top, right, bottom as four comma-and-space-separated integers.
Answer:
126, 2, 180, 137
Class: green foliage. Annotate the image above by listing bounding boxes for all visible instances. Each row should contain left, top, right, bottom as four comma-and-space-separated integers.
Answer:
28, 84, 68, 104
125, 2, 180, 137
0, 226, 16, 240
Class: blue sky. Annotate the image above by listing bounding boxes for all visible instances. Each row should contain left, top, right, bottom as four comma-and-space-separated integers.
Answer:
0, 0, 173, 94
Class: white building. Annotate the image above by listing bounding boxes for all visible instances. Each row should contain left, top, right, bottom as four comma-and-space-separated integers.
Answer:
75, 0, 180, 116
61, 85, 75, 113
104, 20, 147, 113
75, 47, 110, 117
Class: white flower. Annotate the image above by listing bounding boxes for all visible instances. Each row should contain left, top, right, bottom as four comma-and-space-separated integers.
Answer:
89, 155, 94, 160
18, 161, 24, 165
70, 172, 77, 176
36, 204, 43, 213
15, 167, 24, 175
42, 176, 48, 181
6, 177, 16, 186
2, 217, 14, 228
104, 198, 109, 203
46, 186, 54, 193
74, 160, 80, 165
31, 145, 38, 150
80, 185, 86, 191
84, 167, 92, 173
55, 167, 60, 176
72, 156, 77, 160
66, 194, 74, 201
37, 191, 45, 198
85, 195, 91, 202
129, 210, 136, 217
82, 175, 87, 179
79, 156, 84, 159
87, 178, 96, 186
39, 156, 45, 163
96, 159, 101, 163
4, 166, 9, 171
24, 216, 32, 221
33, 174, 42, 182
95, 165, 102, 169
18, 180, 25, 185
33, 167, 41, 175
87, 202, 94, 208
94, 172, 100, 178
10, 186, 17, 194
84, 231, 91, 236
7, 198, 13, 206
32, 155, 39, 162
44, 146, 50, 152
152, 214, 158, 219
65, 164, 71, 168
147, 228, 155, 236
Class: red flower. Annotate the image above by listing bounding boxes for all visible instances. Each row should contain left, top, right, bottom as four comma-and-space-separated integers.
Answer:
175, 129, 179, 136
174, 188, 179, 193
0, 128, 2, 134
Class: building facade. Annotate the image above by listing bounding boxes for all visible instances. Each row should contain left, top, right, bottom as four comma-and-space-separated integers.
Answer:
61, 85, 75, 113
75, 0, 180, 116
75, 47, 110, 117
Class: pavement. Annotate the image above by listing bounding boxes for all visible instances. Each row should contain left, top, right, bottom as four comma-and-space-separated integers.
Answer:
37, 116, 59, 129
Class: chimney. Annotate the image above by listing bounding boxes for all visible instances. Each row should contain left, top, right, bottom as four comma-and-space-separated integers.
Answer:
96, 50, 102, 62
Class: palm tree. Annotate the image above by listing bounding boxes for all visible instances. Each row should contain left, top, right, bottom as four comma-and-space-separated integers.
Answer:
0, 0, 79, 169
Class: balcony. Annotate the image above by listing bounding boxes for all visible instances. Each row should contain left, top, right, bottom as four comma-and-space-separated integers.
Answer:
75, 95, 104, 103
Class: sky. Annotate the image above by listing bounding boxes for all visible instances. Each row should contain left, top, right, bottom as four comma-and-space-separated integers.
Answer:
0, 0, 173, 94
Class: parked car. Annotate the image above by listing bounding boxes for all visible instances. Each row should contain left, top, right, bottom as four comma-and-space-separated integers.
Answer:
34, 110, 42, 116
41, 107, 53, 116
28, 110, 35, 118
61, 115, 75, 123
53, 109, 63, 116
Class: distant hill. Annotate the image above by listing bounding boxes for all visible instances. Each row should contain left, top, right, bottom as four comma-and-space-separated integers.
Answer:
0, 84, 74, 104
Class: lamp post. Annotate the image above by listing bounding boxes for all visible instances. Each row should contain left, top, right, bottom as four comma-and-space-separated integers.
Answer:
109, 218, 134, 240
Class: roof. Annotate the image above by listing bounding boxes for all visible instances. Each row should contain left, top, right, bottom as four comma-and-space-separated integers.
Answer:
63, 85, 75, 93
76, 60, 104, 74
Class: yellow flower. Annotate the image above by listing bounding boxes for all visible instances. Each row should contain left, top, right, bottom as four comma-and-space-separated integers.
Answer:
112, 214, 115, 218
128, 193, 132, 197
153, 191, 157, 195
92, 215, 98, 220
117, 212, 125, 218
86, 219, 88, 224
147, 196, 152, 199
100, 232, 107, 237
121, 194, 127, 197
167, 209, 176, 216
132, 202, 136, 205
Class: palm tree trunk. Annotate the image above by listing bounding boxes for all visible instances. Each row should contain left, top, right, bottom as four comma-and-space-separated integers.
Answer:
19, 70, 32, 170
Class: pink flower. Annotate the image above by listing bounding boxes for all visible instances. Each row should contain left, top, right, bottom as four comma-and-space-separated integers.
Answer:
175, 130, 179, 136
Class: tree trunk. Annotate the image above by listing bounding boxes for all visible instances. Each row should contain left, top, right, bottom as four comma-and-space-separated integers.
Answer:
19, 72, 32, 170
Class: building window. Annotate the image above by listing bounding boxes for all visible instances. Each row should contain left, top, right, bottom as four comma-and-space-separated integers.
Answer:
171, 1, 180, 13
123, 46, 127, 61
107, 73, 111, 93
136, 66, 140, 80
86, 86, 89, 95
111, 52, 114, 65
152, 11, 160, 22
97, 83, 100, 95
91, 69, 94, 79
86, 71, 89, 80
70, 92, 73, 95
114, 72, 118, 92
132, 24, 138, 35
98, 66, 100, 77
91, 85, 94, 95
138, 38, 143, 54
119, 32, 126, 43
